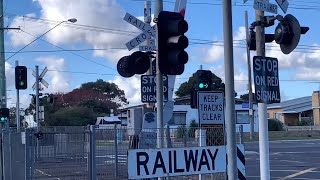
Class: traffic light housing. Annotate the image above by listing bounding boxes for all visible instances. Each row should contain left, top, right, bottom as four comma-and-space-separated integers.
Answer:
190, 70, 212, 109
158, 11, 189, 75
117, 51, 151, 78
195, 70, 212, 91
15, 66, 27, 90
0, 108, 9, 122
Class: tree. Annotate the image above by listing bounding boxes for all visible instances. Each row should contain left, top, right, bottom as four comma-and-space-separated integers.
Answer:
240, 93, 257, 102
25, 79, 129, 126
175, 71, 229, 97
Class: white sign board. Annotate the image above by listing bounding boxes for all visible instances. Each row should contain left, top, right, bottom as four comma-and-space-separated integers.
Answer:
139, 45, 156, 51
253, 0, 278, 14
124, 13, 156, 50
128, 146, 226, 179
198, 92, 224, 125
275, 0, 289, 13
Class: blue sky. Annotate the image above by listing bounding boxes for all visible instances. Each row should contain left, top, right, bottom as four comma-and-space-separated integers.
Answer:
3, 0, 320, 108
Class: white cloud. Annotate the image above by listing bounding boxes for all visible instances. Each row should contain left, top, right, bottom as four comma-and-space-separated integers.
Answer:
5, 62, 15, 88
35, 56, 71, 93
8, 0, 140, 64
209, 65, 248, 95
112, 75, 141, 104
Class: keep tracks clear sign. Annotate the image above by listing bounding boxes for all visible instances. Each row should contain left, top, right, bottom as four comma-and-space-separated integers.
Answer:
253, 56, 280, 104
128, 146, 226, 179
198, 92, 224, 125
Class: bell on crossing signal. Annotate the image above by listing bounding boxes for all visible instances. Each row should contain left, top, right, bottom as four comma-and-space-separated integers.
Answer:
0, 108, 9, 122
117, 51, 151, 78
158, 11, 189, 75
274, 14, 309, 54
15, 66, 28, 90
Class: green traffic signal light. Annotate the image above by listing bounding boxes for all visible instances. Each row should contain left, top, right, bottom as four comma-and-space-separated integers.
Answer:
19, 81, 25, 86
1, 117, 5, 122
198, 83, 208, 89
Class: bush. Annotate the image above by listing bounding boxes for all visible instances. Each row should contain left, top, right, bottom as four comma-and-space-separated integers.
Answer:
188, 119, 198, 137
176, 125, 186, 138
268, 118, 284, 131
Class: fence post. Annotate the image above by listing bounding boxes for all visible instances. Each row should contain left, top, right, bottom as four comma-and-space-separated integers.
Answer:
239, 125, 244, 144
114, 124, 118, 178
199, 128, 206, 180
89, 125, 96, 180
25, 130, 30, 180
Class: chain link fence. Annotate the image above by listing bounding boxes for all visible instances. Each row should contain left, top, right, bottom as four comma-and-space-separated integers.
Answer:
1, 125, 243, 180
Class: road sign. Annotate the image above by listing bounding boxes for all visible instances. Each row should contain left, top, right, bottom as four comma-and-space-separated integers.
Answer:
198, 92, 224, 125
253, 0, 278, 14
32, 67, 49, 90
275, 0, 289, 13
253, 56, 280, 104
128, 146, 226, 179
124, 12, 156, 50
141, 75, 168, 103
139, 45, 156, 51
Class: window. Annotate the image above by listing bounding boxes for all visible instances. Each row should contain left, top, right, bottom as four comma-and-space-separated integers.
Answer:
172, 112, 187, 125
236, 111, 250, 124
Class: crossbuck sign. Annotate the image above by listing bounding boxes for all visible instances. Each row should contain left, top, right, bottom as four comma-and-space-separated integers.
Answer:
123, 13, 156, 51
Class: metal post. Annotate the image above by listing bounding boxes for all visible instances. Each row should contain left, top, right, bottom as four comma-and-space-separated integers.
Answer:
155, 0, 164, 150
15, 61, 21, 132
245, 11, 254, 140
199, 128, 206, 180
255, 8, 270, 180
89, 125, 96, 180
0, 0, 5, 177
35, 66, 40, 131
114, 124, 118, 178
223, 0, 237, 179
239, 125, 244, 144
0, 0, 6, 109
145, 1, 153, 76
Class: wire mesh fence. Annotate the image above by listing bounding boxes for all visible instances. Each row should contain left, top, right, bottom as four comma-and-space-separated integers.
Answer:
1, 125, 243, 180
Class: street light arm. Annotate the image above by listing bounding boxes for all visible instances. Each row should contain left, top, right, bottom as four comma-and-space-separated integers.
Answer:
6, 18, 76, 62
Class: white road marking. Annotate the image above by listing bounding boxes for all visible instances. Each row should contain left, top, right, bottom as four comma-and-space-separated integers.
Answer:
278, 168, 316, 180
35, 169, 60, 180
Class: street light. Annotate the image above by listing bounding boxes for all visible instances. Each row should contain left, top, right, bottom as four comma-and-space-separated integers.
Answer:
6, 18, 77, 61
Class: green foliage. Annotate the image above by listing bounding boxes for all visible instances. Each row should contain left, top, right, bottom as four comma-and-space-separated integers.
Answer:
176, 125, 186, 138
239, 93, 257, 102
46, 107, 96, 126
175, 70, 235, 97
297, 119, 312, 126
268, 118, 284, 131
188, 119, 198, 137
26, 79, 128, 126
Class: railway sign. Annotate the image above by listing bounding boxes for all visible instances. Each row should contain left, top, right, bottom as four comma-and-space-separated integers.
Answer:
123, 12, 156, 50
32, 66, 49, 90
275, 0, 289, 13
198, 92, 224, 125
253, 0, 278, 14
253, 56, 280, 104
141, 75, 168, 103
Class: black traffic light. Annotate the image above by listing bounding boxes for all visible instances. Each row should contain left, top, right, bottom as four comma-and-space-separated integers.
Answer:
190, 70, 212, 109
15, 66, 28, 90
0, 108, 9, 122
117, 51, 151, 78
249, 14, 309, 54
195, 70, 212, 91
158, 11, 189, 75
274, 14, 309, 54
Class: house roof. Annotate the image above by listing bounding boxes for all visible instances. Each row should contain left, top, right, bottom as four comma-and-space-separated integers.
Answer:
267, 96, 312, 113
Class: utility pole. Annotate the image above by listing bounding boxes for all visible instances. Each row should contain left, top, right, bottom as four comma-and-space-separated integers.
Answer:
222, 0, 237, 179
155, 0, 163, 151
255, 7, 270, 180
15, 61, 20, 132
245, 11, 254, 140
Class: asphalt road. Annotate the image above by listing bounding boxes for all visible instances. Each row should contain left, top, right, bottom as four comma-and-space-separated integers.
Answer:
246, 139, 320, 180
